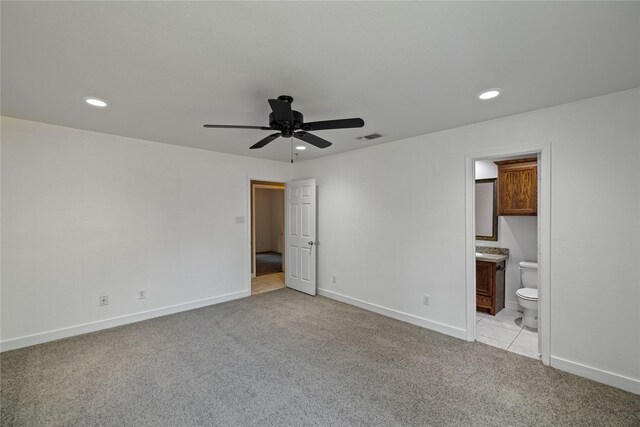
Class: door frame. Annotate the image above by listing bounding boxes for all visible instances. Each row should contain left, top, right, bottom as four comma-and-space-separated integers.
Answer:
247, 176, 286, 293
464, 142, 551, 366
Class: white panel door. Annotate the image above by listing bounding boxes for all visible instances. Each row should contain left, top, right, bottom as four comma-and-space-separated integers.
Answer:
285, 179, 316, 296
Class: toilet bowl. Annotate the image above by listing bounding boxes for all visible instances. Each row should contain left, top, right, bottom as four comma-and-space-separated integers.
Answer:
516, 261, 538, 330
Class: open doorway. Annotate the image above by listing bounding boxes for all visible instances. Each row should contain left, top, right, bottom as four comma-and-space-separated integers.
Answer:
251, 180, 285, 295
474, 155, 539, 359
466, 143, 551, 365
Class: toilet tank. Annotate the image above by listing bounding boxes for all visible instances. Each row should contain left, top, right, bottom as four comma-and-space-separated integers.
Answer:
519, 261, 538, 288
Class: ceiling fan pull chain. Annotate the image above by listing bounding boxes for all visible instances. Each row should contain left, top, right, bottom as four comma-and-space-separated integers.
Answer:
290, 137, 294, 163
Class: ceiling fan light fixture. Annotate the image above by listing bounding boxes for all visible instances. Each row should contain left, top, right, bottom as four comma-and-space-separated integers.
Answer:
84, 97, 108, 107
477, 88, 502, 101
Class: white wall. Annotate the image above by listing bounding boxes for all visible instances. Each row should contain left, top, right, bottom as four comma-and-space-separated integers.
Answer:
474, 160, 538, 309
293, 89, 640, 391
254, 188, 283, 253
0, 117, 291, 349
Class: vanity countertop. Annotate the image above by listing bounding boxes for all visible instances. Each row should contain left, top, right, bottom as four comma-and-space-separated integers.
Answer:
475, 253, 508, 263
475, 246, 509, 263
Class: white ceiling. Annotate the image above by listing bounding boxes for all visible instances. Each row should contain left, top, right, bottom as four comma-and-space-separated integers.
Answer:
2, 2, 639, 162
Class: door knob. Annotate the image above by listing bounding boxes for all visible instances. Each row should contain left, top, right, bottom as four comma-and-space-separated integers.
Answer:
308, 241, 314, 245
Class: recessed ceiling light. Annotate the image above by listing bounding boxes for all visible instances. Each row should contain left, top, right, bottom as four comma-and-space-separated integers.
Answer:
84, 97, 108, 108
295, 145, 306, 150
477, 88, 501, 100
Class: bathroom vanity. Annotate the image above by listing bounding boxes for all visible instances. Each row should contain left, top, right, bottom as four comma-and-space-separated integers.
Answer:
475, 249, 508, 315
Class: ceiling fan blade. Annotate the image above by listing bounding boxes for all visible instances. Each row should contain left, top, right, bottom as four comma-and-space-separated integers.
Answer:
301, 118, 364, 131
250, 133, 281, 149
268, 99, 294, 124
293, 131, 332, 149
204, 124, 272, 130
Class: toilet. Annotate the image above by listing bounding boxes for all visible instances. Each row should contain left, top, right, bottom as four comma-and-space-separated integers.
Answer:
516, 261, 538, 330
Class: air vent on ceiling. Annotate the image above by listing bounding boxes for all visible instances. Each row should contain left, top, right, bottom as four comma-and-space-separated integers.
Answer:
357, 133, 382, 141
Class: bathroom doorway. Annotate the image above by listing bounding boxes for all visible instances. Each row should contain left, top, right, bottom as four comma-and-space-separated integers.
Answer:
465, 144, 551, 365
250, 180, 285, 295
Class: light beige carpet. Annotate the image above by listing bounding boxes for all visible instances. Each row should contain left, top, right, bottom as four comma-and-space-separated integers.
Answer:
2, 289, 639, 426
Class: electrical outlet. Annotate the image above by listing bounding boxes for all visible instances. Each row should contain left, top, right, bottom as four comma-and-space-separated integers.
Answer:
332, 274, 336, 284
138, 289, 146, 300
423, 294, 430, 306
99, 295, 109, 306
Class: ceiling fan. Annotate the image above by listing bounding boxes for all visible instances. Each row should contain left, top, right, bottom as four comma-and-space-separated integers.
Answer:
203, 95, 365, 150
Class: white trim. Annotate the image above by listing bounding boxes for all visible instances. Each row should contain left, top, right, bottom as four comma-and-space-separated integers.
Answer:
0, 290, 249, 352
537, 145, 552, 365
465, 155, 476, 342
465, 142, 552, 366
550, 356, 640, 395
318, 288, 467, 340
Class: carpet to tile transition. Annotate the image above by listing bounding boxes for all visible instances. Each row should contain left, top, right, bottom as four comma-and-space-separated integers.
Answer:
1, 289, 639, 426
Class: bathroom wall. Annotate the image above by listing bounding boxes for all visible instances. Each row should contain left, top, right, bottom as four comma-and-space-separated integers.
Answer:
475, 160, 538, 309
475, 160, 498, 180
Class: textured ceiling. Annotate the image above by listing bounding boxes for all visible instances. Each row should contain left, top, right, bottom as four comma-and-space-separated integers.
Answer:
2, 1, 639, 162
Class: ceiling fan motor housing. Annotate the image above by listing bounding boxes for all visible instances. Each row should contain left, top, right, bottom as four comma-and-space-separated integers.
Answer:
269, 111, 304, 137
277, 95, 294, 103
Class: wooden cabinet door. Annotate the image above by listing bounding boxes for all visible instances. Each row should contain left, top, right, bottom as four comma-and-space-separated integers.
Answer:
496, 158, 537, 216
494, 261, 505, 313
476, 261, 493, 297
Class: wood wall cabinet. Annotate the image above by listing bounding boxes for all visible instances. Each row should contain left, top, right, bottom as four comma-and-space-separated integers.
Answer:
495, 158, 537, 216
476, 260, 505, 315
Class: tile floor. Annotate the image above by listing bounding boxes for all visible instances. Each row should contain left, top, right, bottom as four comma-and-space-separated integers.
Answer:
251, 272, 285, 295
475, 308, 540, 359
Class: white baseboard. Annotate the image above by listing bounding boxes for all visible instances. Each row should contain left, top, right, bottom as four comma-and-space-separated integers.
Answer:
0, 290, 250, 352
318, 288, 467, 340
550, 356, 640, 395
